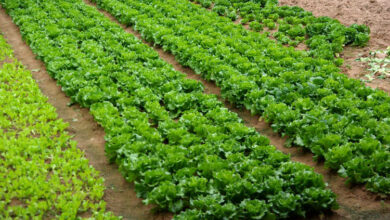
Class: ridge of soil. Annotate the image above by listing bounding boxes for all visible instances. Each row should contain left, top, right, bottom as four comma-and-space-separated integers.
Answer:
279, 0, 390, 93
83, 0, 390, 219
0, 0, 389, 218
0, 6, 171, 220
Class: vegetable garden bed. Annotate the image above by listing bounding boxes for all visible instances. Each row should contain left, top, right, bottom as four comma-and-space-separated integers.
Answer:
89, 0, 390, 195
0, 33, 117, 219
1, 0, 389, 219
1, 0, 339, 218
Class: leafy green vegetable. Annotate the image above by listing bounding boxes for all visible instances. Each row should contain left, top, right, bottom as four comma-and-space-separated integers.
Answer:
357, 47, 390, 81
0, 33, 117, 219
191, 0, 370, 63
0, 0, 338, 218
89, 0, 389, 195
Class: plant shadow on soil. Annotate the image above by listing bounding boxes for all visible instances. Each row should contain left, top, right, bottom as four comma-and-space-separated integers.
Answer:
0, 6, 171, 220
1, 0, 389, 219
279, 0, 390, 94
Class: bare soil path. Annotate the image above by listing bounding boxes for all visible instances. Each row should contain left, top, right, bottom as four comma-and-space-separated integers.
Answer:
0, 6, 170, 220
83, 1, 390, 219
279, 0, 390, 93
0, 0, 389, 218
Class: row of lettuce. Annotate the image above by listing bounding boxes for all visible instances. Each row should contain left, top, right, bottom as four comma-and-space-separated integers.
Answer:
1, 0, 339, 218
89, 0, 390, 195
0, 34, 117, 219
191, 0, 370, 63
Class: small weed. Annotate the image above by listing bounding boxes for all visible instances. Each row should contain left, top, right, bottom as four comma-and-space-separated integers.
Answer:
357, 46, 390, 81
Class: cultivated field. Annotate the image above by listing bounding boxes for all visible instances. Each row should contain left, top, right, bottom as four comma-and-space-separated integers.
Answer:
0, 0, 389, 219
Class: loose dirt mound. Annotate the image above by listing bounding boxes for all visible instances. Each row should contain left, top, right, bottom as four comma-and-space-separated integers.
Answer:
279, 0, 390, 92
1, 0, 389, 219
0, 6, 171, 220
84, 0, 390, 219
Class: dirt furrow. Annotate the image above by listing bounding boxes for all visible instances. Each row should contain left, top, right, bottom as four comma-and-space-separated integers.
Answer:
1, 0, 389, 218
280, 0, 390, 93
0, 6, 171, 220
82, 0, 390, 219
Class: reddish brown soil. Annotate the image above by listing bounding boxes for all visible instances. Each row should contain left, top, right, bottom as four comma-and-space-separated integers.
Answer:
1, 0, 389, 218
0, 6, 171, 220
279, 0, 390, 93
83, 0, 390, 219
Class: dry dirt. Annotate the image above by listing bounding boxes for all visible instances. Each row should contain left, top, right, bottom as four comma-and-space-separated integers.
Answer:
279, 0, 390, 93
84, 0, 390, 219
0, 6, 171, 220
1, 0, 389, 219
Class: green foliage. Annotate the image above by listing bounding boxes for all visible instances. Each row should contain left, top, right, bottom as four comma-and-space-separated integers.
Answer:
249, 21, 264, 31
194, 0, 212, 8
86, 0, 390, 195
197, 0, 370, 63
0, 34, 117, 219
357, 47, 390, 81
264, 20, 276, 29
0, 0, 339, 218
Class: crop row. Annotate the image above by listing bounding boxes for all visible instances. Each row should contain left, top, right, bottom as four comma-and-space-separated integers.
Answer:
1, 0, 338, 218
0, 34, 117, 219
191, 0, 370, 63
90, 0, 390, 194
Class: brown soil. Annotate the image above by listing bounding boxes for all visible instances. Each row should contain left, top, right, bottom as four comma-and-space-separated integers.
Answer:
0, 6, 171, 220
1, 0, 389, 218
279, 0, 390, 93
83, 0, 390, 219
